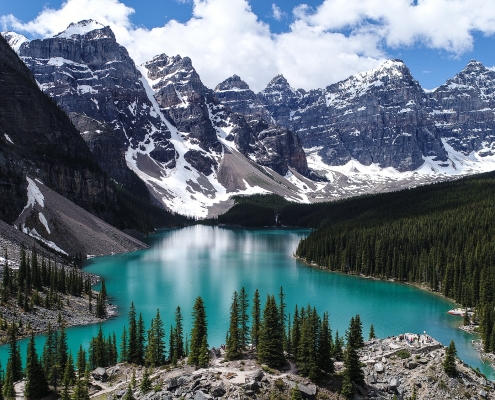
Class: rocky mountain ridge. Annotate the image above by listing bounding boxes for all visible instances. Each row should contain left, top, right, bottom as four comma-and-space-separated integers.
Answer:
5, 21, 495, 219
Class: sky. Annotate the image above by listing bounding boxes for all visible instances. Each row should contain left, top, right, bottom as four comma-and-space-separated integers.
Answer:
1, 0, 495, 92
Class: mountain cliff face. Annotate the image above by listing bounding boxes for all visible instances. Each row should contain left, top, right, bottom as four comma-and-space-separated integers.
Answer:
5, 20, 495, 218
216, 59, 495, 175
15, 20, 176, 188
0, 32, 113, 225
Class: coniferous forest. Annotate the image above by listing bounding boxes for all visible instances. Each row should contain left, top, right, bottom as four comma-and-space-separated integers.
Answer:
213, 171, 495, 356
0, 288, 368, 399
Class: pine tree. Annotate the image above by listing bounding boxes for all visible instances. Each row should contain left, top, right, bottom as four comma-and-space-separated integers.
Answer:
258, 295, 285, 368
137, 314, 145, 364
174, 306, 184, 360
76, 345, 86, 376
57, 324, 69, 373
123, 384, 134, 400
226, 291, 241, 360
140, 368, 151, 393
369, 324, 376, 340
199, 336, 209, 368
188, 297, 208, 366
343, 317, 364, 386
290, 384, 303, 400
443, 340, 457, 376
239, 287, 249, 349
340, 372, 353, 400
24, 334, 50, 399
318, 312, 334, 373
6, 325, 21, 382
145, 309, 165, 367
128, 302, 138, 364
278, 287, 286, 350
251, 289, 261, 349
169, 326, 176, 365
120, 326, 128, 363
2, 366, 14, 400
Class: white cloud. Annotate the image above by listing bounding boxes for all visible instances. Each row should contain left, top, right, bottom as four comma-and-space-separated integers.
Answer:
272, 4, 285, 21
2, 0, 495, 92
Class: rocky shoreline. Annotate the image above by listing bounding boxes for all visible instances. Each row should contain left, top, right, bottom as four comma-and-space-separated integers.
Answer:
12, 332, 490, 400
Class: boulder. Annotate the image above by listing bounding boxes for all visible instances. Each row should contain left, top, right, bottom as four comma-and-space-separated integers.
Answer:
247, 370, 264, 382
194, 390, 212, 400
374, 362, 384, 373
91, 367, 108, 382
211, 382, 226, 398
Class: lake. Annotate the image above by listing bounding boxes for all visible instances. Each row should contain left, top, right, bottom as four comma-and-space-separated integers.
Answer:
2, 225, 493, 379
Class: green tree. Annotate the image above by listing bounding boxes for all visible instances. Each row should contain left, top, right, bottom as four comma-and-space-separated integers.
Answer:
239, 287, 249, 349
199, 336, 209, 368
258, 295, 285, 368
24, 334, 50, 399
145, 309, 165, 367
251, 289, 261, 349
443, 340, 457, 376
290, 384, 303, 400
188, 297, 208, 366
369, 324, 376, 340
76, 345, 86, 376
226, 291, 241, 360
174, 306, 184, 360
343, 316, 364, 387
6, 325, 21, 382
140, 368, 151, 393
128, 302, 138, 364
120, 326, 128, 363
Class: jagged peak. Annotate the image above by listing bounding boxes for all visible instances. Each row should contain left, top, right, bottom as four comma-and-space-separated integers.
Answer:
266, 74, 290, 88
53, 20, 112, 39
1, 31, 29, 52
215, 75, 250, 92
462, 59, 488, 73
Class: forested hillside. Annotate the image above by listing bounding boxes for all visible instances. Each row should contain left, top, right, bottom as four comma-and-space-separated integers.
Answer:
216, 171, 495, 353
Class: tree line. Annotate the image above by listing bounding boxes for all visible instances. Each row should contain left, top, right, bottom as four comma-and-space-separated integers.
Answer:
0, 287, 394, 399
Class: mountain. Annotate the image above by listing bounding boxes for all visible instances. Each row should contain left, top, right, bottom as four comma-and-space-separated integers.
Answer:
3, 22, 313, 217
0, 32, 154, 256
6, 21, 495, 219
215, 60, 495, 191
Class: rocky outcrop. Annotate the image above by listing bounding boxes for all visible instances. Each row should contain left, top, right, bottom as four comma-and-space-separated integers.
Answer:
0, 32, 115, 225
15, 20, 177, 178
428, 60, 495, 155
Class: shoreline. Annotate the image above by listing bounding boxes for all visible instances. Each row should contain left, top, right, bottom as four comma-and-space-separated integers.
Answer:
294, 254, 495, 375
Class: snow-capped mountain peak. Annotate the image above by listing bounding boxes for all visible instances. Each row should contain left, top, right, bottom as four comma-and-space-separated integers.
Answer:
54, 20, 109, 39
1, 31, 29, 52
215, 75, 251, 92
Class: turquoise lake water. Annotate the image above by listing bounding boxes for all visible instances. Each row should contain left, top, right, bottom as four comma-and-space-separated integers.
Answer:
2, 225, 493, 379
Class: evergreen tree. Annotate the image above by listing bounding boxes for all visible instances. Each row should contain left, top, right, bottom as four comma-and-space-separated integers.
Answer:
123, 384, 134, 400
57, 324, 69, 373
369, 324, 376, 340
140, 368, 151, 393
188, 297, 208, 366
169, 326, 176, 365
145, 309, 165, 367
239, 287, 249, 349
120, 326, 128, 363
226, 291, 241, 360
317, 312, 334, 373
137, 314, 145, 364
278, 287, 286, 350
24, 334, 50, 399
258, 295, 285, 368
128, 302, 138, 364
2, 366, 14, 400
340, 373, 354, 400
76, 345, 86, 376
251, 289, 261, 349
199, 336, 209, 368
174, 306, 184, 360
343, 317, 364, 387
71, 371, 90, 400
290, 384, 303, 400
6, 325, 21, 382
443, 340, 457, 376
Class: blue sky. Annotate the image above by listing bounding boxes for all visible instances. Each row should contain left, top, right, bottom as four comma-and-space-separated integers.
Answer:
2, 0, 495, 92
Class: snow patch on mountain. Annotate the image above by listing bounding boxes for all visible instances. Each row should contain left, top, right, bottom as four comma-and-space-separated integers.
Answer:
54, 20, 106, 39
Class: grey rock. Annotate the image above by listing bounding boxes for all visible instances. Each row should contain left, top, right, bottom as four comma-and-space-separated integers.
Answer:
194, 390, 212, 400
374, 362, 384, 373
247, 370, 264, 382
92, 367, 108, 382
211, 382, 226, 397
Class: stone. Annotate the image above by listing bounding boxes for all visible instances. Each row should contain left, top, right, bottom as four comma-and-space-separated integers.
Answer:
479, 389, 488, 398
211, 382, 226, 398
91, 367, 108, 382
247, 369, 265, 381
374, 363, 384, 373
194, 390, 212, 400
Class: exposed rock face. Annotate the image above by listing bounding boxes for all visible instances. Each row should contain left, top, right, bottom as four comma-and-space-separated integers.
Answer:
428, 60, 495, 155
142, 54, 310, 177
0, 33, 114, 225
15, 20, 177, 178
